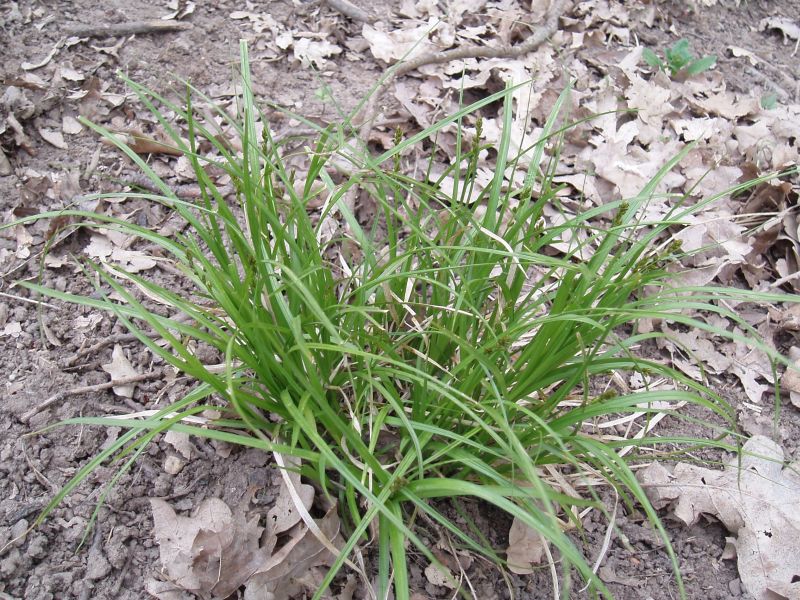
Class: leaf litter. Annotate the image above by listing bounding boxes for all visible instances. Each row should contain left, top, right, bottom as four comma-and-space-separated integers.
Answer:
638, 436, 800, 600
148, 463, 342, 600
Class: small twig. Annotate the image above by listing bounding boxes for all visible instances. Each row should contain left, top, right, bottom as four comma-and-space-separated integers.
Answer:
121, 172, 236, 200
356, 0, 570, 142
63, 333, 143, 368
63, 360, 102, 373
20, 370, 166, 423
64, 20, 192, 39
324, 0, 376, 23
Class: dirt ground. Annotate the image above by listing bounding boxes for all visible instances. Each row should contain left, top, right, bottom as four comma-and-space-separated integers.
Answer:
1, 1, 799, 599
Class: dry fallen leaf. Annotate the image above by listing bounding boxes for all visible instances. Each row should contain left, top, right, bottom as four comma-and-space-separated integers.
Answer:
624, 74, 672, 127
244, 503, 341, 600
268, 456, 315, 534
362, 19, 440, 63
38, 127, 68, 149
150, 495, 272, 598
127, 131, 183, 156
292, 37, 343, 69
638, 436, 800, 600
151, 456, 340, 600
0, 148, 12, 176
162, 0, 196, 20
164, 430, 195, 460
84, 232, 158, 273
15, 224, 33, 259
101, 344, 139, 398
56, 65, 85, 82
759, 17, 800, 45
727, 46, 760, 66
104, 129, 183, 156
21, 40, 61, 70
506, 515, 546, 574
62, 115, 83, 135
144, 578, 186, 600
692, 91, 760, 120
112, 248, 158, 273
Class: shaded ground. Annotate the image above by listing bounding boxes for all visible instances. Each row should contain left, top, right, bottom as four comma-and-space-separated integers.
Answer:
1, 1, 799, 598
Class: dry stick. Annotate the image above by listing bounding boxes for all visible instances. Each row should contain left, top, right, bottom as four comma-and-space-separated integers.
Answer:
20, 370, 166, 423
122, 171, 236, 200
64, 20, 192, 38
356, 0, 570, 142
325, 0, 376, 23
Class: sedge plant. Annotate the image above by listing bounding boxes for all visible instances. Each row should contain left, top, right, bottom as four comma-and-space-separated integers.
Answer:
10, 41, 798, 599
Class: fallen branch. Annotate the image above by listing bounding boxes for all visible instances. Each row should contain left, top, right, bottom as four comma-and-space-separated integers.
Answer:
400, 0, 567, 77
356, 0, 570, 141
65, 20, 192, 39
20, 370, 166, 423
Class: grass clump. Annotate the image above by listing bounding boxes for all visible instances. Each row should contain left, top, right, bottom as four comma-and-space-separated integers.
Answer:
11, 42, 797, 599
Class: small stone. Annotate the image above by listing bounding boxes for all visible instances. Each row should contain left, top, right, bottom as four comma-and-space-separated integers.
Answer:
86, 552, 111, 580
163, 455, 185, 475
0, 548, 21, 576
25, 534, 48, 559
10, 519, 28, 546
105, 529, 130, 570
728, 578, 742, 596
211, 439, 232, 458
152, 474, 171, 496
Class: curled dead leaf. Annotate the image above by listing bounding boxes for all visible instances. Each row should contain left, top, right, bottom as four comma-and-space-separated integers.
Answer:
244, 504, 342, 600
759, 17, 800, 44
104, 128, 183, 156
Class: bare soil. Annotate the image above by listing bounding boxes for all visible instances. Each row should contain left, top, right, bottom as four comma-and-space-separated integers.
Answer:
1, 1, 799, 599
